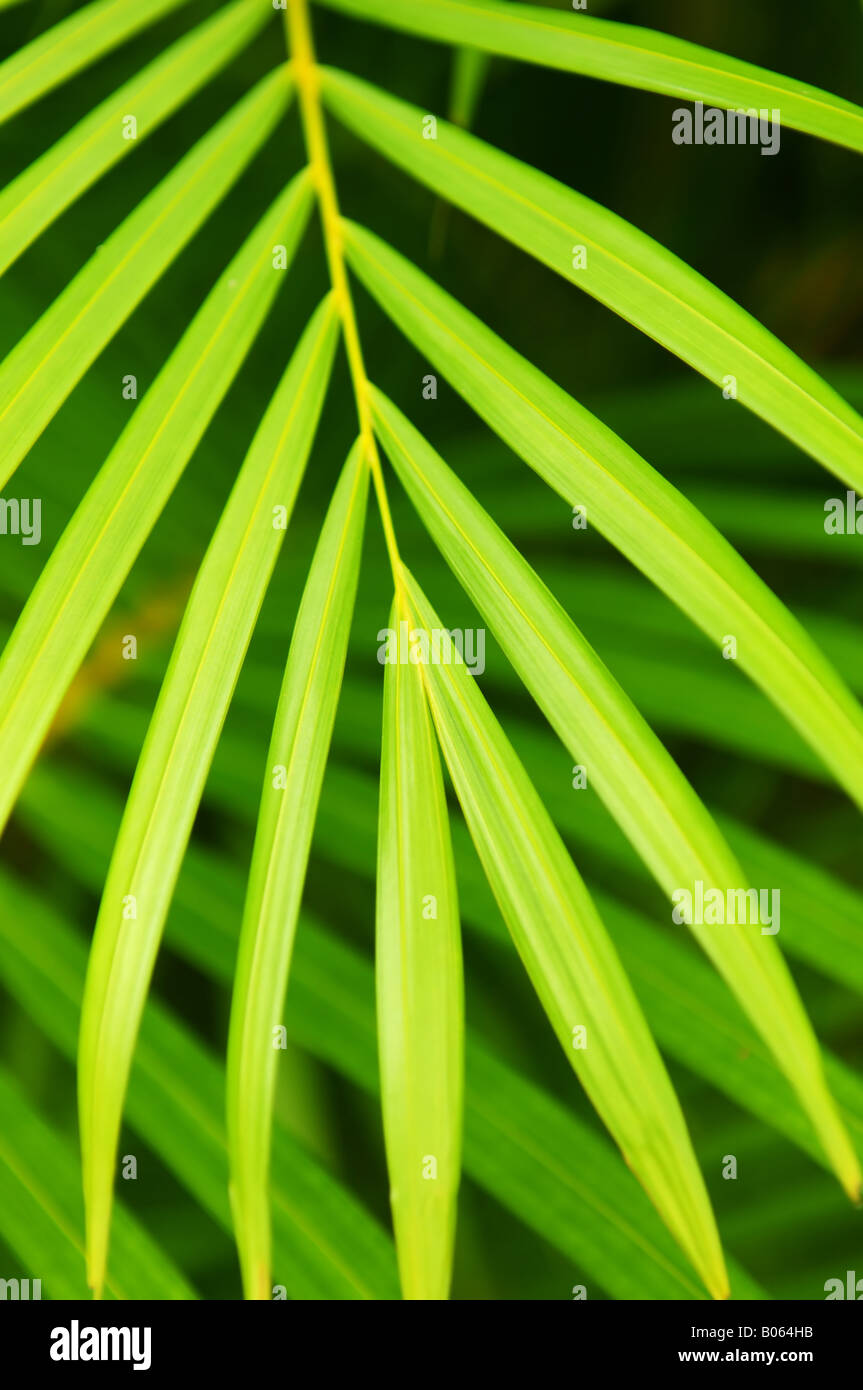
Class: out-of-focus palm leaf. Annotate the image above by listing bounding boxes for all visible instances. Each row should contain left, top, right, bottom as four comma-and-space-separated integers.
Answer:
346, 227, 863, 810
448, 45, 491, 129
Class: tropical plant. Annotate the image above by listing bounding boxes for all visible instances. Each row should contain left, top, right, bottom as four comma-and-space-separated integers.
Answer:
0, 0, 861, 1302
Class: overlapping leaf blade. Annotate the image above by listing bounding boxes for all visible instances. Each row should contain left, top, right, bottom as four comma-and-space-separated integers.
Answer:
345, 224, 863, 810
396, 564, 728, 1299
0, 871, 399, 1299
286, 753, 863, 1180
328, 674, 863, 1004
372, 393, 861, 1206
320, 68, 863, 490
448, 45, 491, 130
78, 295, 340, 1296
227, 442, 368, 1300
28, 740, 861, 1276
0, 0, 270, 279
376, 592, 464, 1299
0, 0, 194, 125
314, 0, 863, 152
283, 914, 763, 1302
0, 170, 314, 839
0, 65, 293, 493
0, 0, 856, 1306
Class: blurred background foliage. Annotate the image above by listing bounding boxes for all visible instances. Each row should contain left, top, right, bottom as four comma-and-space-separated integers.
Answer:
0, 0, 861, 1298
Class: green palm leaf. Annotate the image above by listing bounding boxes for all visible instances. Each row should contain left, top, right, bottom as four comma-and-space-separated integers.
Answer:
227, 442, 368, 1300
345, 224, 863, 810
315, 0, 863, 152
0, 0, 194, 125
372, 395, 861, 1205
376, 592, 464, 1299
78, 296, 339, 1296
320, 67, 863, 490
0, 170, 313, 838
448, 45, 491, 130
396, 563, 728, 1299
0, 65, 293, 493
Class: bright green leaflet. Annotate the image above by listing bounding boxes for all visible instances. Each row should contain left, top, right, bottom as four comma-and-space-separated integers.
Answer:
314, 0, 863, 152
0, 170, 314, 840
78, 296, 340, 1295
0, 1065, 194, 1300
227, 442, 368, 1300
373, 398, 861, 1207
399, 564, 728, 1299
376, 592, 464, 1299
0, 65, 293, 494
0, 0, 270, 278
0, 0, 195, 125
320, 67, 863, 491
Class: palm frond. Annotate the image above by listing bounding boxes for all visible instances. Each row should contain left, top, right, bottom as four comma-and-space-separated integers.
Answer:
0, 65, 293, 493
0, 0, 859, 1304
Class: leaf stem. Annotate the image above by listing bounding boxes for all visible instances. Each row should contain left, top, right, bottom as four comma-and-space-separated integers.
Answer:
284, 0, 402, 581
